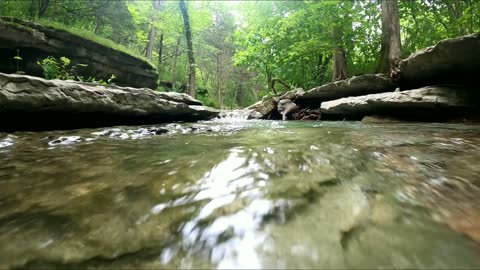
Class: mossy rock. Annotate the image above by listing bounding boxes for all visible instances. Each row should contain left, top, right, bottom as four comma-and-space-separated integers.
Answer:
0, 17, 158, 89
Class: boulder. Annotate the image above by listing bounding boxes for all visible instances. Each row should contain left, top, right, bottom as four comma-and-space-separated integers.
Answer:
0, 17, 158, 89
244, 96, 279, 119
0, 73, 219, 131
297, 74, 397, 104
320, 86, 475, 121
279, 88, 305, 101
277, 99, 299, 120
397, 32, 480, 89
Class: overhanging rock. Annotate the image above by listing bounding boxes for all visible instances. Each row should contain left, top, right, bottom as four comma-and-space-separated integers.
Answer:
0, 17, 158, 89
397, 32, 480, 89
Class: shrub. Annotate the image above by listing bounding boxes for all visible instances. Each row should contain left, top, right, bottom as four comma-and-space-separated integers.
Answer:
37, 56, 115, 85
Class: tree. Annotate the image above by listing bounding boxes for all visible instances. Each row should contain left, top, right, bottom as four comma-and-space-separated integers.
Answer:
377, 0, 401, 74
332, 26, 348, 81
171, 37, 181, 88
179, 0, 196, 97
145, 0, 164, 60
1, 0, 478, 107
38, 0, 50, 17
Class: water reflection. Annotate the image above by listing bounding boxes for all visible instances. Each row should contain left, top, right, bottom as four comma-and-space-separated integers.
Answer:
0, 122, 480, 269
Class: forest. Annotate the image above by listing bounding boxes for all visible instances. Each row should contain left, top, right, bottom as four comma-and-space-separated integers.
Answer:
1, 0, 479, 108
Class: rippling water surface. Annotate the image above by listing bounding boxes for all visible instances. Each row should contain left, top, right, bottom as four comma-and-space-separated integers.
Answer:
1, 119, 480, 269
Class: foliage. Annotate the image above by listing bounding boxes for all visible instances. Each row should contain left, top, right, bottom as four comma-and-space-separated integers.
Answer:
37, 56, 68, 80
36, 56, 115, 85
233, 0, 479, 99
2, 0, 479, 107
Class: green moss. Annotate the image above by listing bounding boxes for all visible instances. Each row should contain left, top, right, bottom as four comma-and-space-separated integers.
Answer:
1, 17, 156, 70
0, 19, 34, 34
37, 19, 156, 70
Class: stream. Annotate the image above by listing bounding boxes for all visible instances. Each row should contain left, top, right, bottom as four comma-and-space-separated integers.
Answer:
1, 117, 480, 269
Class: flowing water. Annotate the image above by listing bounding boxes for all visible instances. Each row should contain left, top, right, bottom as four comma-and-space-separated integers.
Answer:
1, 118, 480, 269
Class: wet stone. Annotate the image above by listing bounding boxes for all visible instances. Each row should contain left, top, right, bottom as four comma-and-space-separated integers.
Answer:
48, 136, 82, 146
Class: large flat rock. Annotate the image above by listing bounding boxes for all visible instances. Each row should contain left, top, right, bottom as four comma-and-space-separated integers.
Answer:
297, 74, 397, 104
320, 86, 475, 121
398, 32, 480, 89
0, 73, 219, 131
156, 92, 203, 106
0, 17, 158, 89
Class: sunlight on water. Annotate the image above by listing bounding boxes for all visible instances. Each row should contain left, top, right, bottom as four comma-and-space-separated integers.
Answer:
0, 121, 480, 269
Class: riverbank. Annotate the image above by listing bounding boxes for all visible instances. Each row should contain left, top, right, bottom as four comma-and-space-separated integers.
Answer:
245, 32, 480, 122
1, 31, 478, 132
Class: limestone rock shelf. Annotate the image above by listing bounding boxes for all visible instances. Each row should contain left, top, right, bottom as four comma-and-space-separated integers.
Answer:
0, 73, 219, 131
0, 17, 158, 89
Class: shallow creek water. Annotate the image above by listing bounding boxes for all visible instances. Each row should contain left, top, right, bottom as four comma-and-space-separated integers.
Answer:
1, 118, 480, 269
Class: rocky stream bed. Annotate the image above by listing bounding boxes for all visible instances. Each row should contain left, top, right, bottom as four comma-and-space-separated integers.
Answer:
1, 119, 480, 269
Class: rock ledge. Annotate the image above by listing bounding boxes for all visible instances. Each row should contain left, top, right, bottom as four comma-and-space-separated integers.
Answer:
0, 73, 218, 131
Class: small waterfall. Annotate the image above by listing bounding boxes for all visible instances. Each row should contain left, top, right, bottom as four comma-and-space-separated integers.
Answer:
213, 109, 254, 122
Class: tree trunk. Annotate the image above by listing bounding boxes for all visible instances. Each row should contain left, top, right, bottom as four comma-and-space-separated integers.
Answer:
235, 83, 244, 107
179, 0, 196, 98
94, 16, 103, 34
29, 0, 36, 20
266, 68, 276, 94
317, 54, 331, 84
157, 33, 164, 70
145, 0, 163, 61
332, 23, 347, 82
145, 26, 156, 60
38, 0, 50, 17
216, 53, 222, 107
332, 48, 347, 81
270, 78, 291, 94
171, 37, 181, 89
153, 0, 164, 10
376, 0, 401, 74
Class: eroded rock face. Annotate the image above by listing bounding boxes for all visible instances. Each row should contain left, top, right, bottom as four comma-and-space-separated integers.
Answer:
398, 32, 480, 89
0, 73, 219, 131
0, 17, 158, 89
320, 86, 474, 121
298, 74, 397, 105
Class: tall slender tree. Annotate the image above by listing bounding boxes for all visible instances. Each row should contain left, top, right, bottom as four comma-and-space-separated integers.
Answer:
171, 37, 181, 88
332, 28, 348, 82
179, 0, 196, 97
377, 0, 401, 74
145, 27, 156, 60
145, 0, 164, 60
